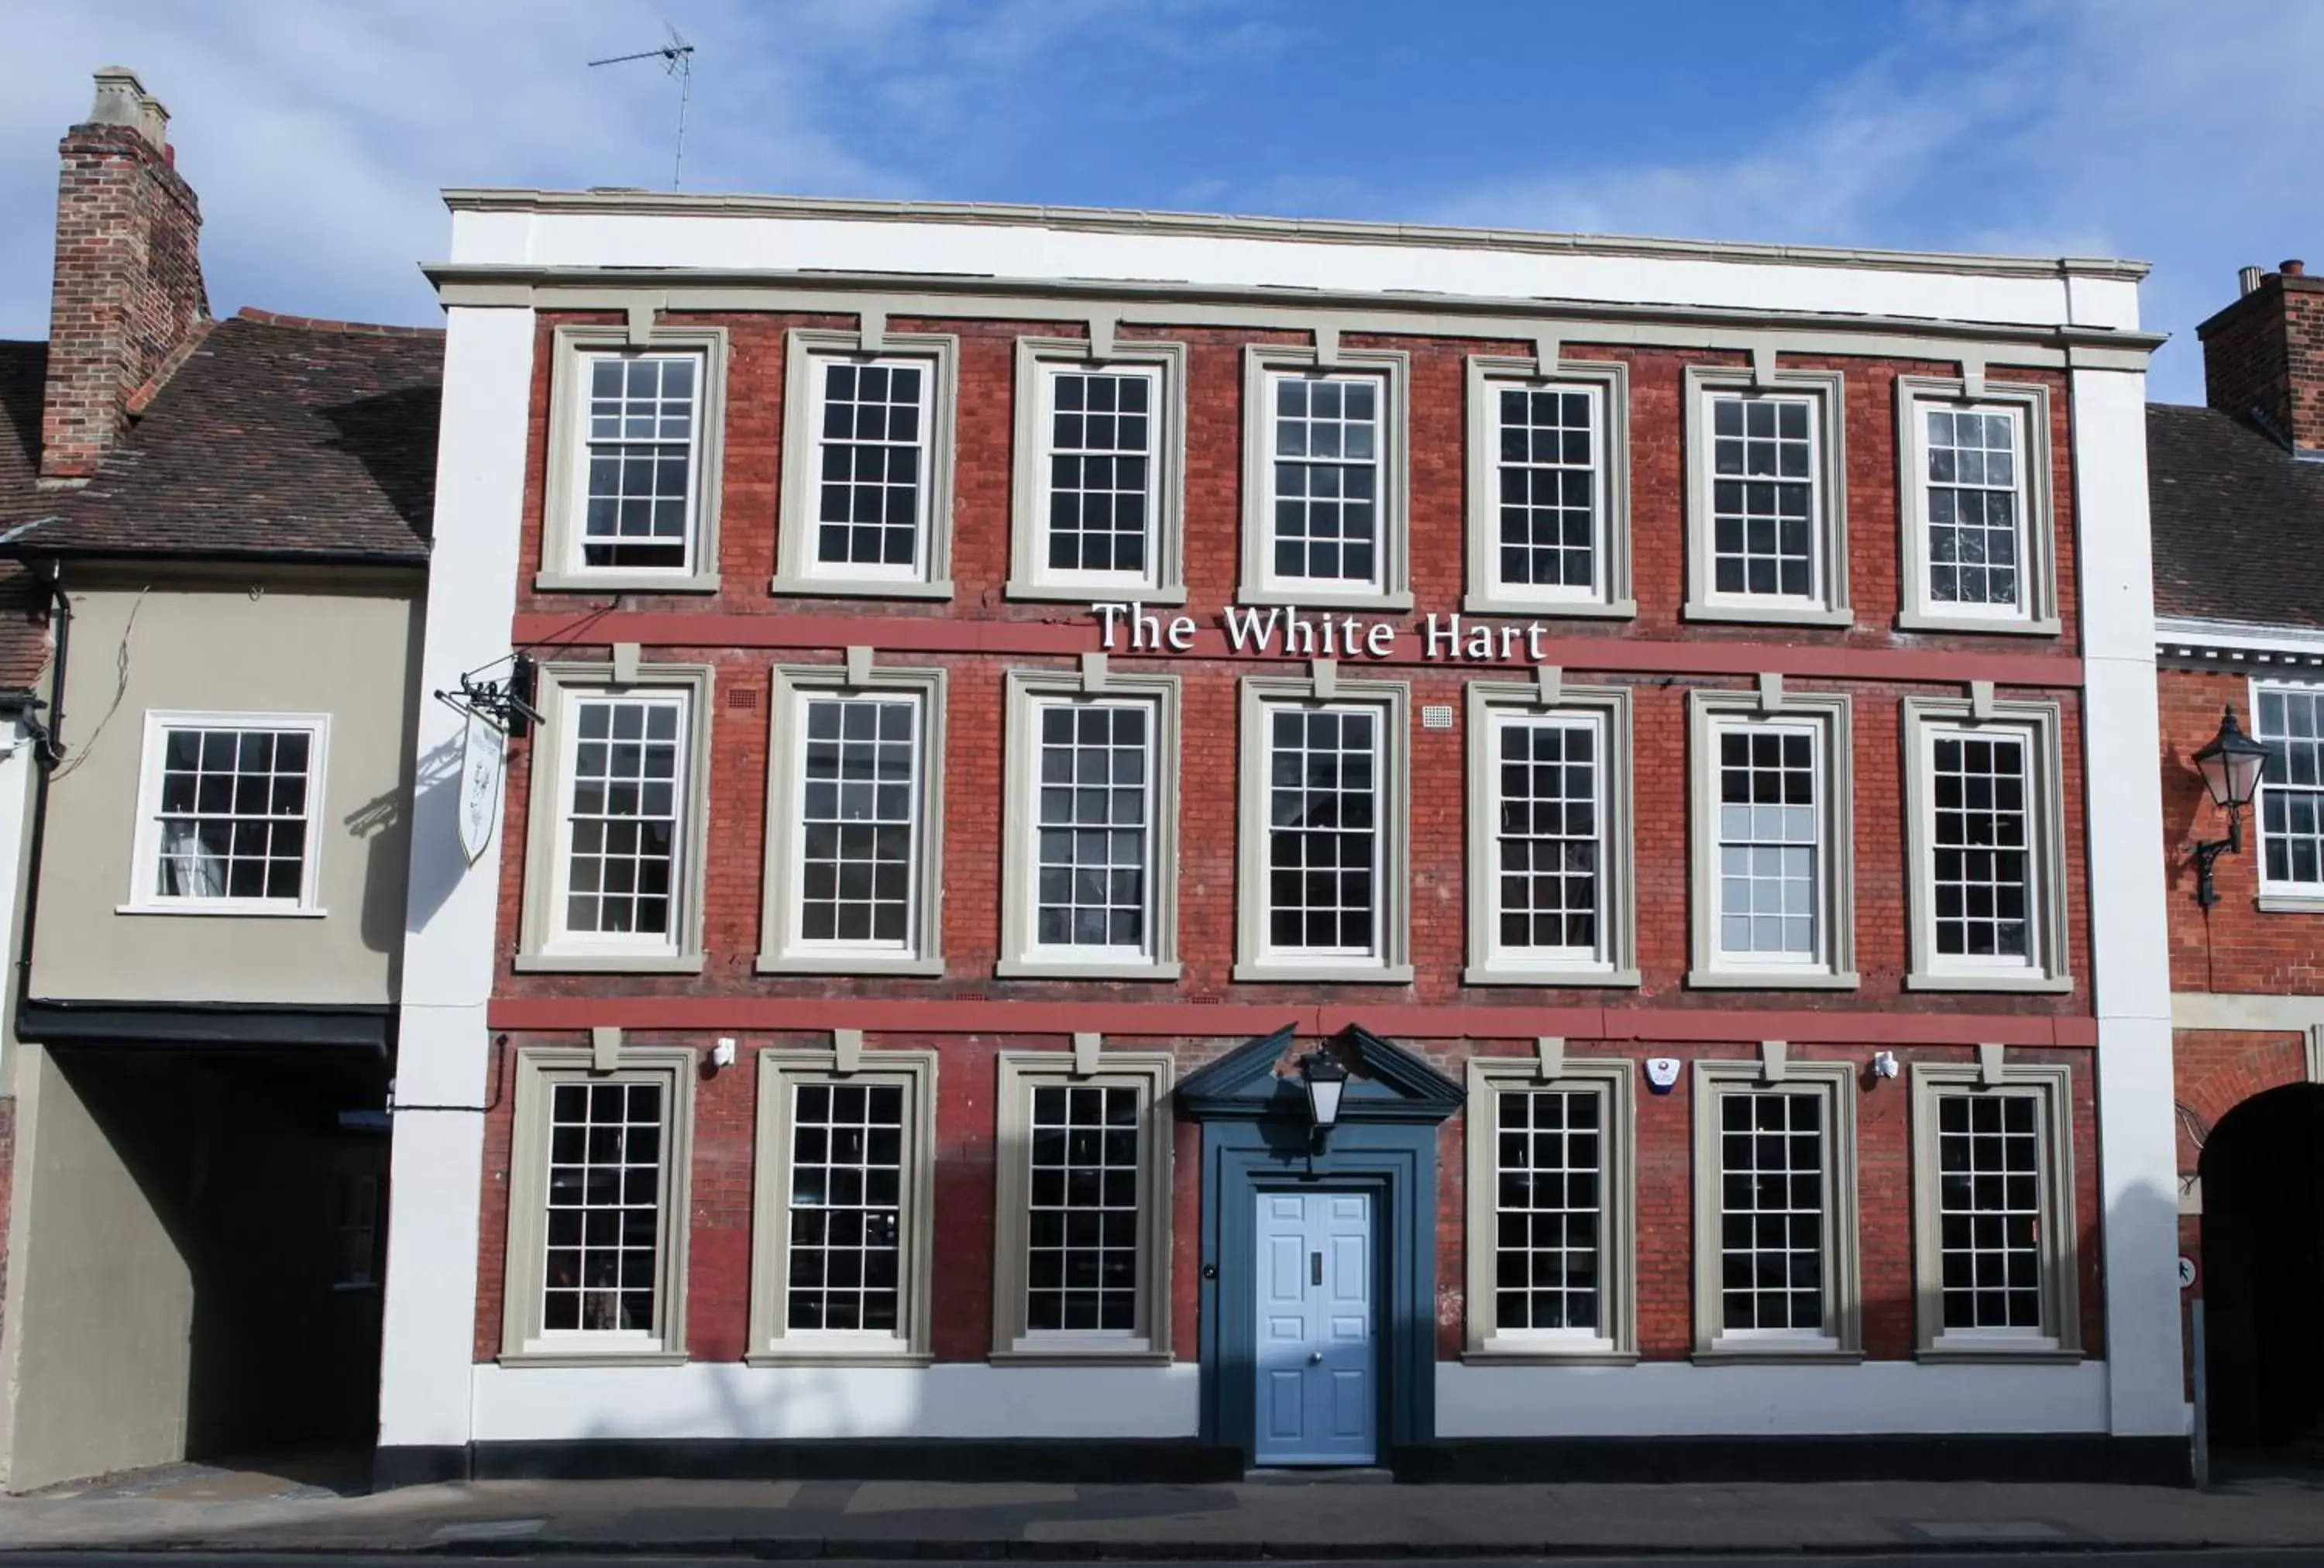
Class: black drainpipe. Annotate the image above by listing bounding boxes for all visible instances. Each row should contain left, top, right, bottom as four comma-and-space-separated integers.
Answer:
14, 564, 70, 1019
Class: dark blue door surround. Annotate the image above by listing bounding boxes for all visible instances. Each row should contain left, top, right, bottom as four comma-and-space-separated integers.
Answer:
1177, 1025, 1463, 1467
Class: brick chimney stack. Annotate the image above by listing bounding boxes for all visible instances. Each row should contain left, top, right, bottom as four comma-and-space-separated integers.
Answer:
39, 66, 210, 483
2199, 257, 2324, 459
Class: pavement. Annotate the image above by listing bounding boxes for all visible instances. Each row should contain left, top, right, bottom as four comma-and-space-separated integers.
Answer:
10, 1455, 2324, 1558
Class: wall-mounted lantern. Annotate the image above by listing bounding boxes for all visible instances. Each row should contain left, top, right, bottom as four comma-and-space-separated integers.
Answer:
2192, 706, 2269, 909
1300, 1050, 1349, 1148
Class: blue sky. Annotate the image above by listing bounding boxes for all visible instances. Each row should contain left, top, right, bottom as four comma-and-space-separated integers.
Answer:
7, 0, 2323, 404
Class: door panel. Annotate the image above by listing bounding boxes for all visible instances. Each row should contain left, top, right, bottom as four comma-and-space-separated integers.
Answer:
1252, 1190, 1376, 1465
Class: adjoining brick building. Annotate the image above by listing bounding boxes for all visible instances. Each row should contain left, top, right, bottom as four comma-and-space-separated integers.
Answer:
375, 191, 2185, 1483
2152, 259, 2324, 1453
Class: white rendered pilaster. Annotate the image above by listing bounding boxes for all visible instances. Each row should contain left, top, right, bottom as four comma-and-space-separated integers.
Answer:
374, 304, 535, 1453
2072, 363, 2185, 1439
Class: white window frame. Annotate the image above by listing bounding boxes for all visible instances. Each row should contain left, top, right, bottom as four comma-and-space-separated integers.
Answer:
515, 662, 714, 974
1902, 696, 2073, 992
1464, 356, 1635, 617
757, 662, 947, 976
748, 1046, 938, 1365
998, 669, 1182, 980
1691, 1057, 1862, 1361
1896, 377, 2059, 635
125, 710, 331, 917
1463, 1054, 1637, 1362
498, 1044, 694, 1366
1239, 345, 1412, 610
1687, 689, 1858, 989
1909, 1061, 2081, 1361
774, 328, 958, 600
2250, 678, 2324, 910
1008, 338, 1188, 603
988, 1050, 1174, 1363
1683, 365, 1851, 627
538, 324, 727, 593
1463, 681, 1639, 986
1234, 673, 1413, 983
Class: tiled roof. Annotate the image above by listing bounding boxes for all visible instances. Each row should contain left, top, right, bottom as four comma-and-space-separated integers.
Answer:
9, 310, 442, 564
0, 343, 53, 691
2150, 403, 2324, 629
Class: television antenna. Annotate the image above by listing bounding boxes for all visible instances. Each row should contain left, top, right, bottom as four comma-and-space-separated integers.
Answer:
589, 24, 697, 189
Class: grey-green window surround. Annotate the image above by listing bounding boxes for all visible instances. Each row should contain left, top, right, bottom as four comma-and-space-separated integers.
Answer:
1006, 337, 1189, 604
1893, 376, 2061, 636
1907, 1061, 2081, 1361
1234, 672, 1414, 984
756, 662, 947, 977
996, 668, 1182, 981
1463, 355, 1636, 618
1900, 696, 2073, 993
1463, 680, 1640, 987
1681, 365, 1852, 628
538, 323, 729, 594
499, 1044, 696, 1366
988, 1049, 1175, 1364
1686, 688, 1858, 990
1238, 344, 1414, 610
513, 660, 715, 975
748, 1047, 939, 1366
1463, 1054, 1638, 1363
773, 328, 960, 600
1690, 1057, 1863, 1363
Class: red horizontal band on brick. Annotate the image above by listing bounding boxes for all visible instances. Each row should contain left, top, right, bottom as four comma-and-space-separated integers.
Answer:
514, 612, 2083, 686
483, 995, 2098, 1047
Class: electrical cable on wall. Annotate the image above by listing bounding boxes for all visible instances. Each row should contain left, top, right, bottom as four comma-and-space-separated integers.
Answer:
47, 584, 146, 781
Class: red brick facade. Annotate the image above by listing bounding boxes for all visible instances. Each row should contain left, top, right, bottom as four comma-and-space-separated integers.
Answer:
478, 307, 2107, 1367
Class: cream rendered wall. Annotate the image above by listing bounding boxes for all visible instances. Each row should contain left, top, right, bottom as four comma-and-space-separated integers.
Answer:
1, 1046, 194, 1491
30, 572, 421, 1006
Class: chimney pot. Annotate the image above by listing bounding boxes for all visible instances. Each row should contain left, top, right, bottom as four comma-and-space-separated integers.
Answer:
2284, 259, 2307, 277
2241, 266, 2265, 297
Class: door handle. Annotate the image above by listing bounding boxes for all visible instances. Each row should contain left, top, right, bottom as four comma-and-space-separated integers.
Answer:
1308, 1351, 1324, 1364
1310, 1251, 1322, 1287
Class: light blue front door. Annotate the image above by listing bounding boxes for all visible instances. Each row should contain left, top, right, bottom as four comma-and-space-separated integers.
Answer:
1254, 1191, 1376, 1465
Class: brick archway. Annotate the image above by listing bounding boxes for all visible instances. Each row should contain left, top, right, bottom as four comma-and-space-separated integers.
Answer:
2177, 1031, 2312, 1171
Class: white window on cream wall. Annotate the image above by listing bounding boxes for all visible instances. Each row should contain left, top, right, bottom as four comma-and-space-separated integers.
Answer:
1008, 339, 1188, 603
539, 325, 728, 593
1239, 346, 1412, 610
1464, 356, 1635, 617
1895, 377, 2059, 634
127, 712, 329, 915
775, 330, 959, 599
1682, 366, 1850, 627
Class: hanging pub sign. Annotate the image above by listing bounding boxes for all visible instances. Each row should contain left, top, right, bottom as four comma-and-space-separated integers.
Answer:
456, 712, 507, 867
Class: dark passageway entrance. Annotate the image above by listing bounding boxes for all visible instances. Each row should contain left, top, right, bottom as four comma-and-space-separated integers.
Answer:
2200, 1083, 2324, 1450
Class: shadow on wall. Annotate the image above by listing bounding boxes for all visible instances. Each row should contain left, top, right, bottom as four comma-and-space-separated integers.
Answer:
393, 728, 467, 937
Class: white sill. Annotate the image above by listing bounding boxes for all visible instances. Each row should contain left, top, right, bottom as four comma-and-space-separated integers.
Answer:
1463, 961, 1642, 989
1237, 583, 1416, 612
1695, 1333, 1859, 1364
747, 1330, 925, 1367
2257, 892, 2324, 914
118, 901, 326, 918
514, 951, 706, 975
772, 573, 955, 601
1687, 966, 1860, 991
1682, 600, 1855, 629
1896, 610, 2063, 638
502, 1332, 686, 1368
995, 956, 1183, 982
1460, 591, 1638, 620
1927, 1331, 2065, 1359
755, 951, 946, 977
992, 1332, 1169, 1365
535, 569, 721, 595
1233, 959, 1415, 985
1006, 577, 1185, 606
1466, 1332, 1631, 1364
1905, 968, 2073, 994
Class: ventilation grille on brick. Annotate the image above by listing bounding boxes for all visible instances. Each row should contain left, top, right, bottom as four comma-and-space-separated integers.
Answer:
1422, 704, 1456, 731
728, 687, 760, 711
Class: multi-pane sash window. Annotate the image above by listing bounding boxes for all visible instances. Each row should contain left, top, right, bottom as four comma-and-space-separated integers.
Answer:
785, 1081, 905, 1335
1929, 730, 2033, 965
1268, 373, 1381, 588
1041, 367, 1156, 583
559, 696, 687, 947
1033, 701, 1152, 956
1495, 1088, 1604, 1333
813, 359, 929, 576
580, 352, 700, 572
1921, 405, 2023, 612
143, 722, 320, 906
1265, 706, 1380, 958
541, 1078, 666, 1335
1026, 1083, 1142, 1332
798, 695, 921, 950
1717, 1089, 1827, 1335
1492, 715, 1603, 963
1495, 383, 1601, 596
1708, 393, 1819, 601
1934, 1092, 2044, 1332
1715, 724, 1822, 965
2257, 686, 2324, 890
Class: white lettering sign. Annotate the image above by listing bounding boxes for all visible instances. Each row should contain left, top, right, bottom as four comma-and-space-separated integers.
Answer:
1095, 603, 1564, 665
